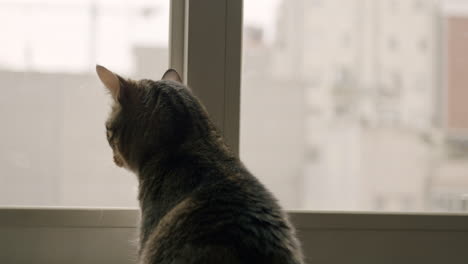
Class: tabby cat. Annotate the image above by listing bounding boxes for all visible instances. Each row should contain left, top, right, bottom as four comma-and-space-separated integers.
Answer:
96, 65, 304, 264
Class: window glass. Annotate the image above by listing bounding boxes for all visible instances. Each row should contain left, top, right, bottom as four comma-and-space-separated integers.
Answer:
0, 0, 169, 206
241, 0, 468, 212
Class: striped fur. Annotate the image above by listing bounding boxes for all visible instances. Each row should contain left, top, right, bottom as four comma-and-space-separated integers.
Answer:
102, 74, 304, 264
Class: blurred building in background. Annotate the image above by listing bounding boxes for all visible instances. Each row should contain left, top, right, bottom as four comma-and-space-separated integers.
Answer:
241, 25, 307, 208
241, 0, 468, 211
0, 1, 168, 207
1, 0, 468, 211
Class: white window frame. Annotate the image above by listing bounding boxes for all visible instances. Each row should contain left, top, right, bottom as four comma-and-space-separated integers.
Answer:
170, 0, 241, 155
1, 1, 468, 263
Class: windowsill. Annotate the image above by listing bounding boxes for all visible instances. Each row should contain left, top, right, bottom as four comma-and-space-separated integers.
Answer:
1, 207, 467, 231
2, 207, 468, 263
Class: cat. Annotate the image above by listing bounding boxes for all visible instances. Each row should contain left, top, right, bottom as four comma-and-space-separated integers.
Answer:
96, 65, 304, 264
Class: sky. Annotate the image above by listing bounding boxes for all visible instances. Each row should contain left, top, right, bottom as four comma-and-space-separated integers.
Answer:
0, 0, 281, 73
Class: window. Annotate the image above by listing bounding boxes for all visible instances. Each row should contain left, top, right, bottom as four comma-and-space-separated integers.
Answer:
0, 0, 169, 207
2, 1, 468, 263
388, 36, 399, 51
389, 0, 400, 14
1, 0, 466, 211
419, 37, 429, 52
413, 0, 426, 12
241, 0, 468, 212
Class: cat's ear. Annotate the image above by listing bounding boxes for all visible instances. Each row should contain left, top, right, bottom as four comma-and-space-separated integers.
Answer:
96, 65, 122, 101
162, 69, 182, 83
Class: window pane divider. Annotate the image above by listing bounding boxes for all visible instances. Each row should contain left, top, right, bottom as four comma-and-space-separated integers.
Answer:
169, 0, 242, 155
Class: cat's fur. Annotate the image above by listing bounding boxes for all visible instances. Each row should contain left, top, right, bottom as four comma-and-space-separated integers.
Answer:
96, 65, 304, 264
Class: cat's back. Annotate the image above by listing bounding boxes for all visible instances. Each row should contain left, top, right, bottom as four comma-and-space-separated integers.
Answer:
144, 171, 303, 264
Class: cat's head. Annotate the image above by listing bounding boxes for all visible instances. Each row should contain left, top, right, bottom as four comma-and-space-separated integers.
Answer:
96, 65, 212, 172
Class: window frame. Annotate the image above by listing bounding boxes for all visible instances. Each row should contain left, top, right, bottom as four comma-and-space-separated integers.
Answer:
170, 0, 241, 155
1, 0, 468, 263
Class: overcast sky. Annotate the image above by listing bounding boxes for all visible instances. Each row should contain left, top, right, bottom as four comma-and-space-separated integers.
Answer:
0, 0, 281, 73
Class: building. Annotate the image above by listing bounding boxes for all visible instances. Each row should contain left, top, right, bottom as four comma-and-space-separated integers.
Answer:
252, 0, 461, 211
240, 25, 307, 209
0, 46, 168, 207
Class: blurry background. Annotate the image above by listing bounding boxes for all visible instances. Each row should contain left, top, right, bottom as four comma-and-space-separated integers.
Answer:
1, 0, 468, 213
0, 0, 169, 207
241, 0, 468, 212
